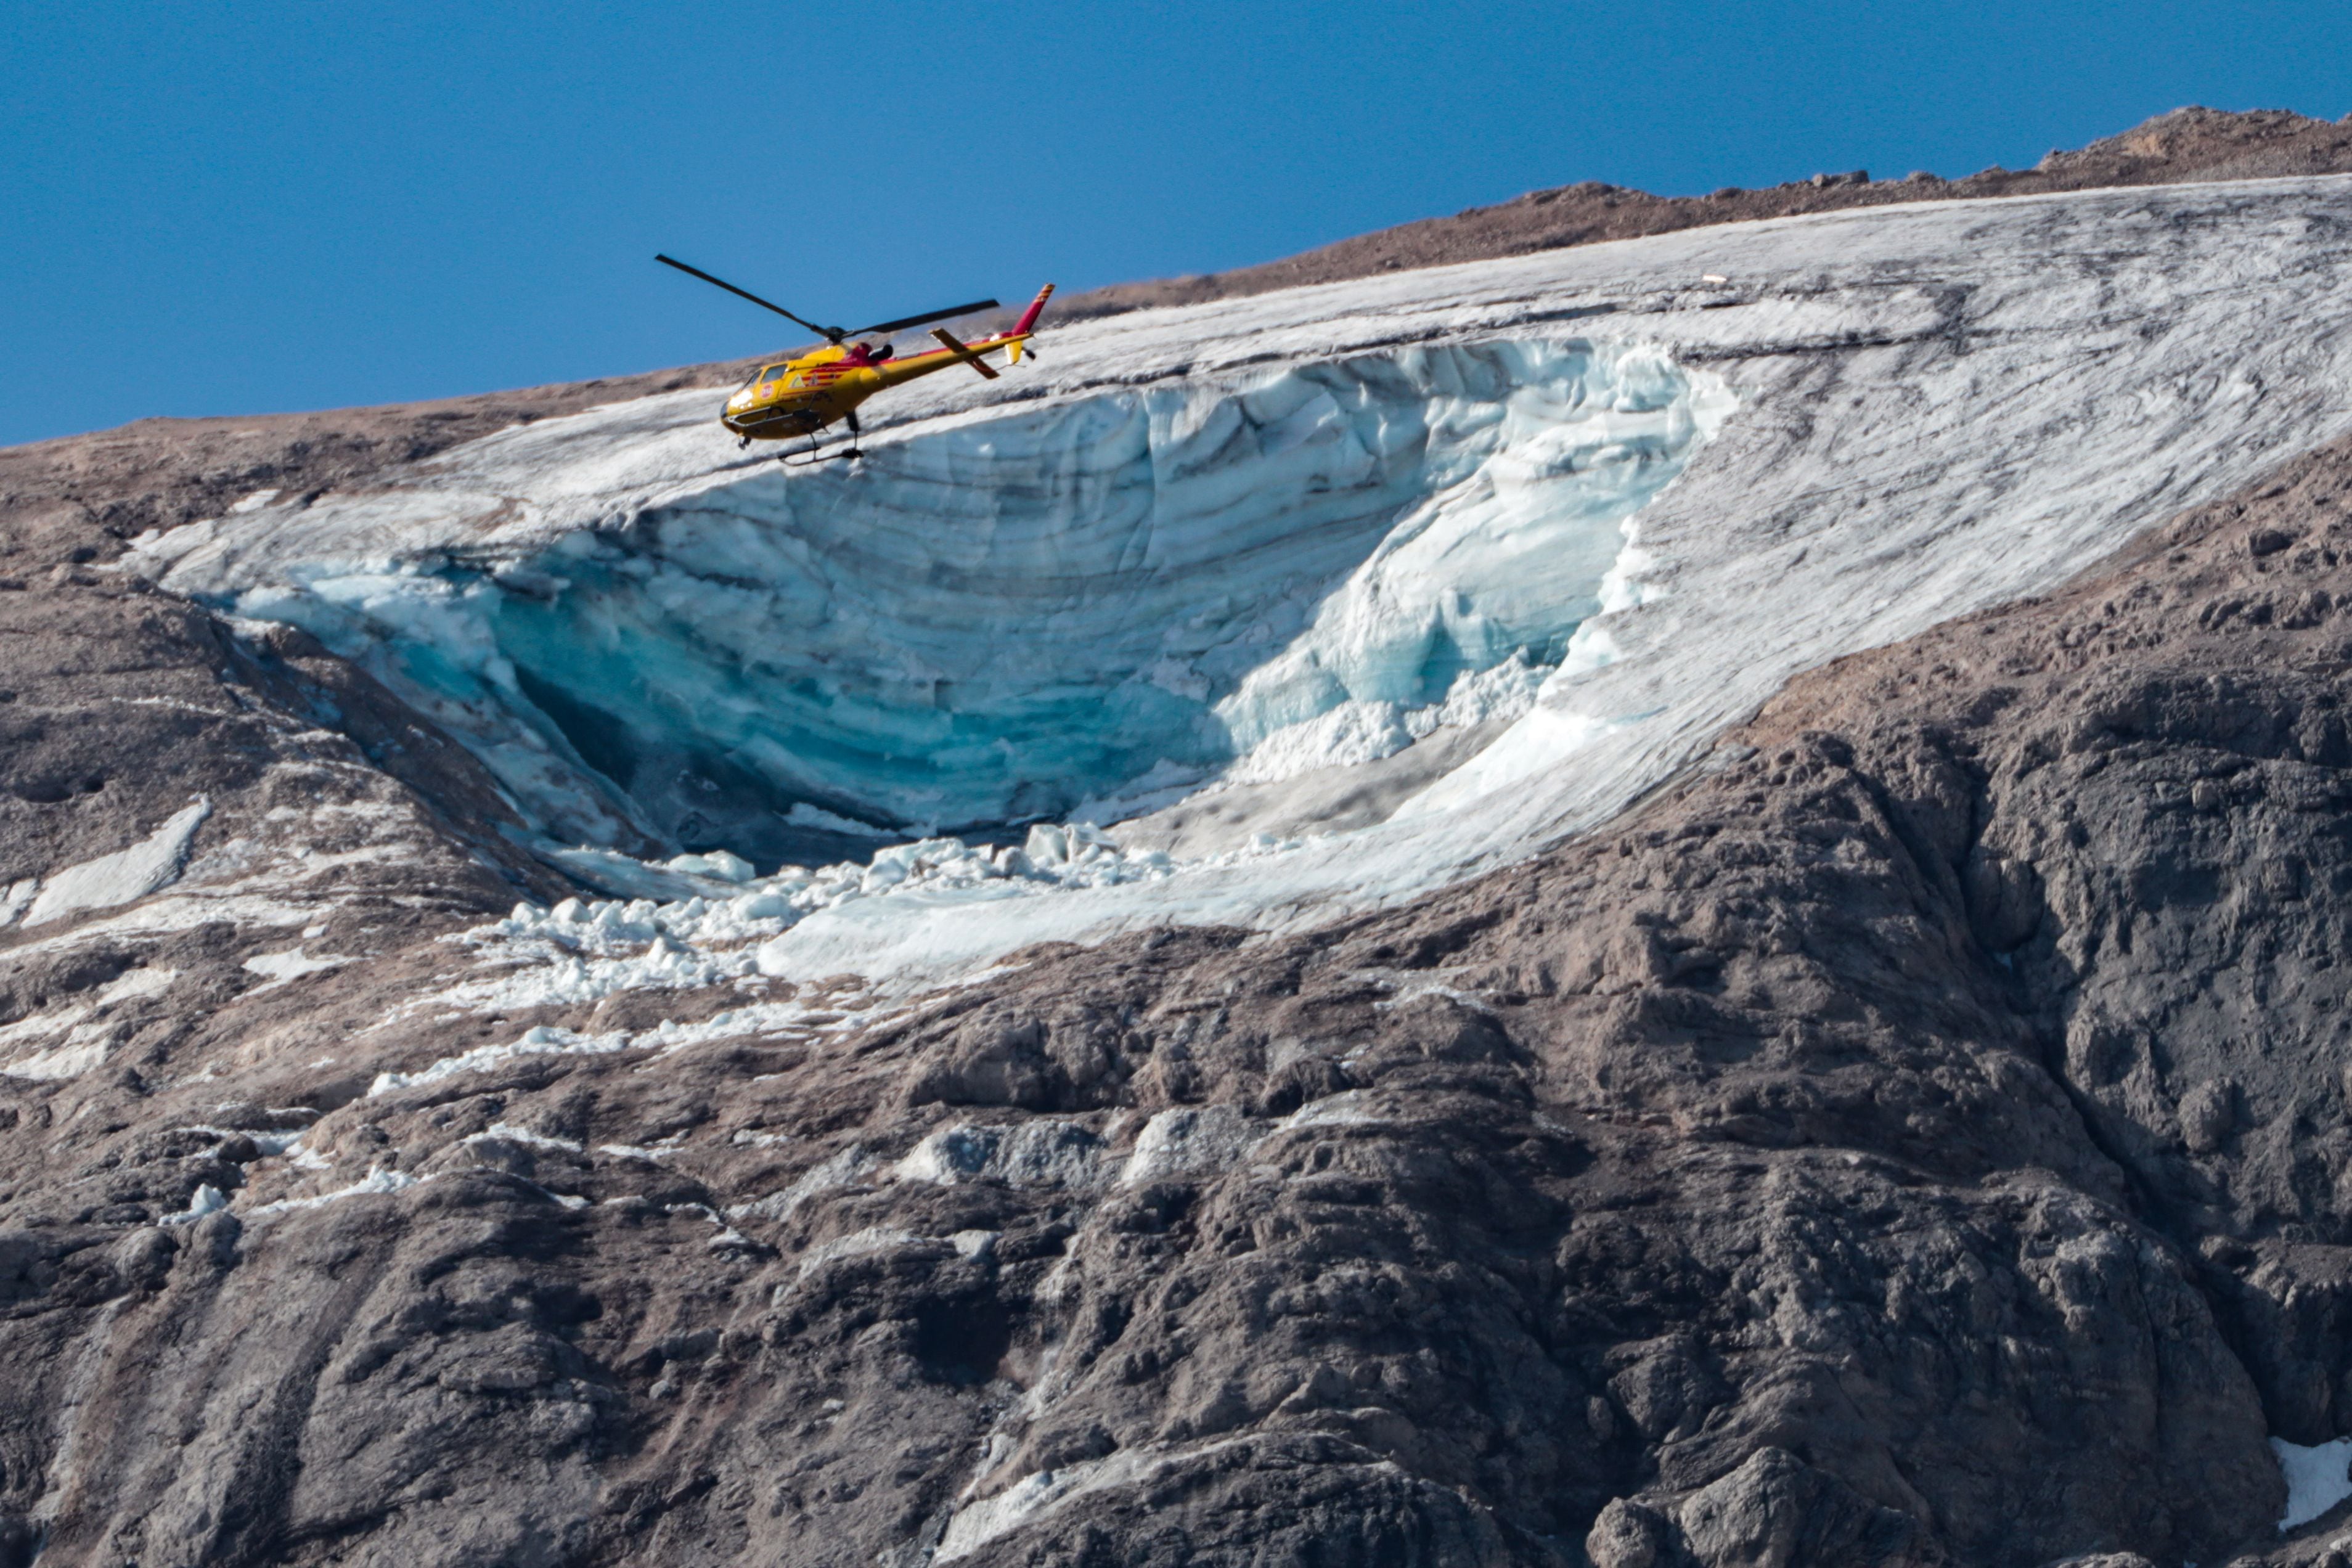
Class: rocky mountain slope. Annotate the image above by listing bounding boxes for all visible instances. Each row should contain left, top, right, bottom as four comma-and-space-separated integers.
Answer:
8, 110, 2352, 1568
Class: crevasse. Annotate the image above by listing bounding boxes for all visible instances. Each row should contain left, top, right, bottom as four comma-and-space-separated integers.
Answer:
227, 339, 1725, 866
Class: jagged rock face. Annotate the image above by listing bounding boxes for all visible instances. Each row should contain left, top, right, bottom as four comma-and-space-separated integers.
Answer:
4, 436, 2352, 1566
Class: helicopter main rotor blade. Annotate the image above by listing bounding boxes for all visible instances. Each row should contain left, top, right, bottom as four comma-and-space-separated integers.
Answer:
854, 299, 1001, 337
655, 255, 841, 340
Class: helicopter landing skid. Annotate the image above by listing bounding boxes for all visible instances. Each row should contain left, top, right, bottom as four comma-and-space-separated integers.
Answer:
780, 445, 862, 468
777, 411, 862, 468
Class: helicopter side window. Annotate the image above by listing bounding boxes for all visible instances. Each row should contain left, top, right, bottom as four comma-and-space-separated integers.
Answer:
759, 365, 790, 386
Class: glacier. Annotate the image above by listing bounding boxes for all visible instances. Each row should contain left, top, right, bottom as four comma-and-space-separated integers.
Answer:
141, 176, 2352, 987
185, 340, 1722, 862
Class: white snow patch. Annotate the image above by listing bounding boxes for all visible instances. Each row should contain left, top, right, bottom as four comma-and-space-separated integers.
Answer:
936, 1458, 1138, 1562
98, 967, 176, 1005
125, 516, 219, 566
0, 1005, 89, 1049
1, 1031, 111, 1082
246, 1166, 425, 1218
729, 1146, 881, 1224
173, 1123, 304, 1157
472, 1122, 585, 1154
25, 799, 211, 926
668, 1201, 755, 1251
2, 892, 315, 959
935, 1439, 1257, 1562
160, 1185, 231, 1225
893, 1121, 1110, 1189
241, 947, 354, 992
1373, 981, 1495, 1014
1278, 1090, 1395, 1130
370, 997, 836, 1095
415, 857, 1152, 1017
793, 1225, 923, 1278
369, 1023, 639, 1095
2276, 1436, 2352, 1531
1119, 1105, 1264, 1186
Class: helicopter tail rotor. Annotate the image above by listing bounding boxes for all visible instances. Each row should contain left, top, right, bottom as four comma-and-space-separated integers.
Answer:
1004, 284, 1056, 363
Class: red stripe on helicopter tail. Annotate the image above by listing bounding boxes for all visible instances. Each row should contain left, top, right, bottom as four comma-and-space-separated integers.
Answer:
1012, 283, 1056, 337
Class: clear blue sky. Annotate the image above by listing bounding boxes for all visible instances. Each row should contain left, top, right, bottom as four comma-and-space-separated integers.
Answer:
6, 0, 2347, 447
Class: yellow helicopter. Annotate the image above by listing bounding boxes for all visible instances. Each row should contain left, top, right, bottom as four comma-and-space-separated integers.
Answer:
657, 255, 1054, 465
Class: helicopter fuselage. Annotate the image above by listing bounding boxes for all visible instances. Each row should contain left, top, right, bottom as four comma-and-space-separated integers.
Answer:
722, 324, 1037, 442
654, 258, 1053, 449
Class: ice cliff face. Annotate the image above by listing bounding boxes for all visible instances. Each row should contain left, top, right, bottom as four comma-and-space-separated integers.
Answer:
144, 176, 2352, 983
190, 342, 1722, 860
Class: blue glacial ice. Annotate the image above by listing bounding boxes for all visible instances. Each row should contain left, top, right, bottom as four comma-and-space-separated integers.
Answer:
221, 339, 1723, 865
